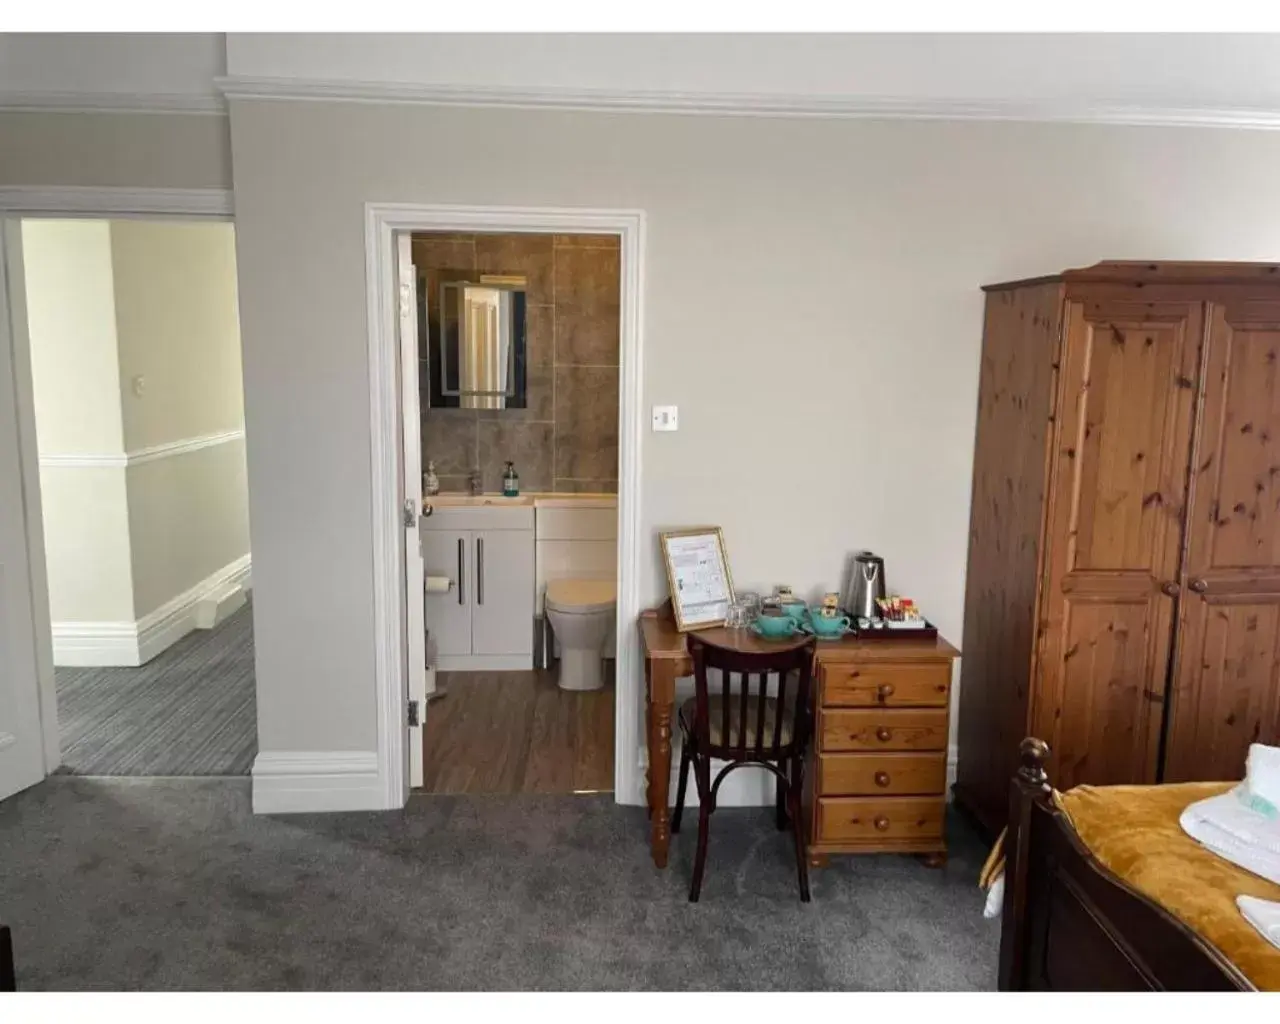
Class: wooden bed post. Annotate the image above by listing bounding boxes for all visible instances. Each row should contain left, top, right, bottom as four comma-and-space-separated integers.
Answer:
998, 736, 1051, 991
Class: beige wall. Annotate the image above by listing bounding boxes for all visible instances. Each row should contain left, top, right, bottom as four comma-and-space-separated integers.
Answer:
0, 111, 231, 190
229, 100, 1280, 757
111, 220, 244, 449
22, 220, 124, 455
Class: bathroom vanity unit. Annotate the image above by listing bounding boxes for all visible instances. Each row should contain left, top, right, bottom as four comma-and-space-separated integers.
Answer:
421, 503, 536, 671
421, 494, 617, 672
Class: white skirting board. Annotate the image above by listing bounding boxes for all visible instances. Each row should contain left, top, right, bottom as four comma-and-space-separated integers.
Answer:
51, 555, 251, 667
435, 653, 533, 672
252, 751, 384, 814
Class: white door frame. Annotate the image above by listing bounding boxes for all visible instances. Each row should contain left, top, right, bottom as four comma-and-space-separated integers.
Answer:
0, 185, 235, 778
364, 203, 646, 810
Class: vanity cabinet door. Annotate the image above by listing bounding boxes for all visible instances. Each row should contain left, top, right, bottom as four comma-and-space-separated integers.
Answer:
422, 529, 473, 658
471, 529, 535, 657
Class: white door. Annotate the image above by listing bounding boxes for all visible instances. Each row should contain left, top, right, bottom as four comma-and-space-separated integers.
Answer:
397, 232, 427, 788
0, 222, 49, 801
423, 529, 473, 657
471, 529, 535, 657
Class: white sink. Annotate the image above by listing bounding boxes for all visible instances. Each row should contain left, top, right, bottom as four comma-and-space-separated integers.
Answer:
425, 493, 534, 508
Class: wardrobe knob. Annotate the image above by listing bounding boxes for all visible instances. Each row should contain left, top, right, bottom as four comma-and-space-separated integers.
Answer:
1160, 581, 1179, 597
874, 771, 891, 788
876, 727, 892, 742
877, 683, 895, 701
874, 815, 891, 832
1189, 578, 1209, 594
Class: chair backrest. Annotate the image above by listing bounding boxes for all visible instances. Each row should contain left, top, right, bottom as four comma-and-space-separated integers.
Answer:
687, 633, 817, 760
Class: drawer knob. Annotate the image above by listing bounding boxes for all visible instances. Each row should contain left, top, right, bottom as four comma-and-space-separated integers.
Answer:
874, 815, 891, 832
876, 727, 893, 742
877, 683, 895, 701
874, 771, 891, 787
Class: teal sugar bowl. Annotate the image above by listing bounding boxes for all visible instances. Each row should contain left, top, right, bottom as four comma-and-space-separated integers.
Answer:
753, 614, 799, 639
808, 612, 851, 638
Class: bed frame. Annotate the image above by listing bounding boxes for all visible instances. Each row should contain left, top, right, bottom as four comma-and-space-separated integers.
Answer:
998, 737, 1254, 991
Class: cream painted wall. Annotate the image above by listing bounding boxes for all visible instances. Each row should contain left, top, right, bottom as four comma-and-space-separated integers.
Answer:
126, 441, 250, 618
110, 220, 243, 449
37, 467, 134, 623
22, 220, 123, 455
0, 111, 231, 189
20, 213, 249, 631
228, 99, 1280, 761
109, 219, 249, 620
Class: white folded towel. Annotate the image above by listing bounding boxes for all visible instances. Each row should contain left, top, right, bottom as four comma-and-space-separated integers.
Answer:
1241, 743, 1280, 819
1237, 895, 1280, 951
1179, 790, 1280, 886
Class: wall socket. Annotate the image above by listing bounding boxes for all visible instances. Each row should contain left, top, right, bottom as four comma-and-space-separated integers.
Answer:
652, 405, 679, 431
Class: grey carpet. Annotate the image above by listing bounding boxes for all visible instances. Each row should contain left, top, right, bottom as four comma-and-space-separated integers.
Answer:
0, 778, 997, 990
55, 605, 257, 776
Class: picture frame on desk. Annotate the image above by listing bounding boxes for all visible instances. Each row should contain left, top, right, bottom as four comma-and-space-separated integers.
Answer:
659, 526, 736, 632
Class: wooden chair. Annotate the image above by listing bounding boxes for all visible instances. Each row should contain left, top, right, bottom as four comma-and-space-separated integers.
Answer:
1, 925, 14, 991
671, 632, 818, 902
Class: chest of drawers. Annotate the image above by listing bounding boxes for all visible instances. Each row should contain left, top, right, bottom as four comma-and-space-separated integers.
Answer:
804, 636, 960, 866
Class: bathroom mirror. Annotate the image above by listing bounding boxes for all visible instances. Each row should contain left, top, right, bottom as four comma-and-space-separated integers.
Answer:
430, 279, 528, 410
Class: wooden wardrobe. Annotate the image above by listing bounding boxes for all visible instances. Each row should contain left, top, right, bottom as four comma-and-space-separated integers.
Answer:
954, 261, 1280, 835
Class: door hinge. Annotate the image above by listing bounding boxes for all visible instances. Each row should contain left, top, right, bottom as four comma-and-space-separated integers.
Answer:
407, 699, 420, 728
402, 498, 417, 529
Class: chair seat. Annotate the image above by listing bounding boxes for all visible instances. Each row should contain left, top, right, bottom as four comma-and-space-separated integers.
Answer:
679, 694, 795, 750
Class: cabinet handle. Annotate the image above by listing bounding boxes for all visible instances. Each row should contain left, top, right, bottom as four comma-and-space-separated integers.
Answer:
874, 771, 891, 788
874, 815, 891, 832
876, 727, 892, 742
477, 538, 484, 606
1189, 578, 1208, 594
1160, 580, 1179, 597
877, 683, 895, 702
457, 538, 465, 605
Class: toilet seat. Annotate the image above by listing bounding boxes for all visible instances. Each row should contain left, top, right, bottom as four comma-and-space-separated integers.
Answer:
546, 579, 616, 615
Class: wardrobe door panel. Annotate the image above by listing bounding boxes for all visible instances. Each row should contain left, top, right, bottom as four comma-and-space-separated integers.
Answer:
1165, 301, 1280, 781
1033, 299, 1202, 789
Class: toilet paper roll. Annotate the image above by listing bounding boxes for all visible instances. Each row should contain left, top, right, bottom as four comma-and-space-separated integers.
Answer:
425, 575, 452, 594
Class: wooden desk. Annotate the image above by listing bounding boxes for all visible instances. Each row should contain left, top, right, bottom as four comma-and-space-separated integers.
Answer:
638, 607, 959, 870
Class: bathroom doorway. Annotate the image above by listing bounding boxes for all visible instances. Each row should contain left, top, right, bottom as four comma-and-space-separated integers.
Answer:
411, 229, 621, 795
365, 203, 644, 810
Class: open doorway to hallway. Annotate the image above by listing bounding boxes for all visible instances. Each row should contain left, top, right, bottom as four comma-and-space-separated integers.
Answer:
410, 230, 620, 796
20, 218, 254, 776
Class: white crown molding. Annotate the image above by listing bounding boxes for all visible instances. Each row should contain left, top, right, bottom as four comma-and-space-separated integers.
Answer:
217, 74, 1280, 130
0, 186, 233, 219
0, 90, 226, 116
39, 428, 244, 470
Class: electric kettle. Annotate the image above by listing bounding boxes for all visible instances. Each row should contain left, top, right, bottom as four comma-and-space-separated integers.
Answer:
844, 551, 887, 620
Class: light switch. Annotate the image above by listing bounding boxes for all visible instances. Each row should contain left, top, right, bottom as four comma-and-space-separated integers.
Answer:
652, 405, 679, 432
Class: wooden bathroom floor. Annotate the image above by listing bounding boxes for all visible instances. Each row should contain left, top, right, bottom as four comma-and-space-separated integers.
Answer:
418, 667, 615, 795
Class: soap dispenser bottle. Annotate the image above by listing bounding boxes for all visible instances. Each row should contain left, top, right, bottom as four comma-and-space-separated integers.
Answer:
423, 460, 440, 496
502, 461, 519, 497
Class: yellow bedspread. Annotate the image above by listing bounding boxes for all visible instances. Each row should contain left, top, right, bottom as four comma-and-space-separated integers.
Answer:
1057, 782, 1280, 992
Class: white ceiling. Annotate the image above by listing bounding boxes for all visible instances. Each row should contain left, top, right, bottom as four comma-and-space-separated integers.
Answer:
5, 32, 1280, 125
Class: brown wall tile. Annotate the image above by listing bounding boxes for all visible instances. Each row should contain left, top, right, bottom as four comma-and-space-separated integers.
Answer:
554, 366, 619, 482
478, 421, 553, 493
421, 415, 477, 476
555, 308, 619, 366
552, 479, 619, 494
475, 234, 554, 305
554, 234, 620, 250
554, 246, 620, 312
526, 303, 553, 366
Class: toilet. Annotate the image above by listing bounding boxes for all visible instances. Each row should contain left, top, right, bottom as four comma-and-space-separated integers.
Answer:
545, 579, 616, 691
